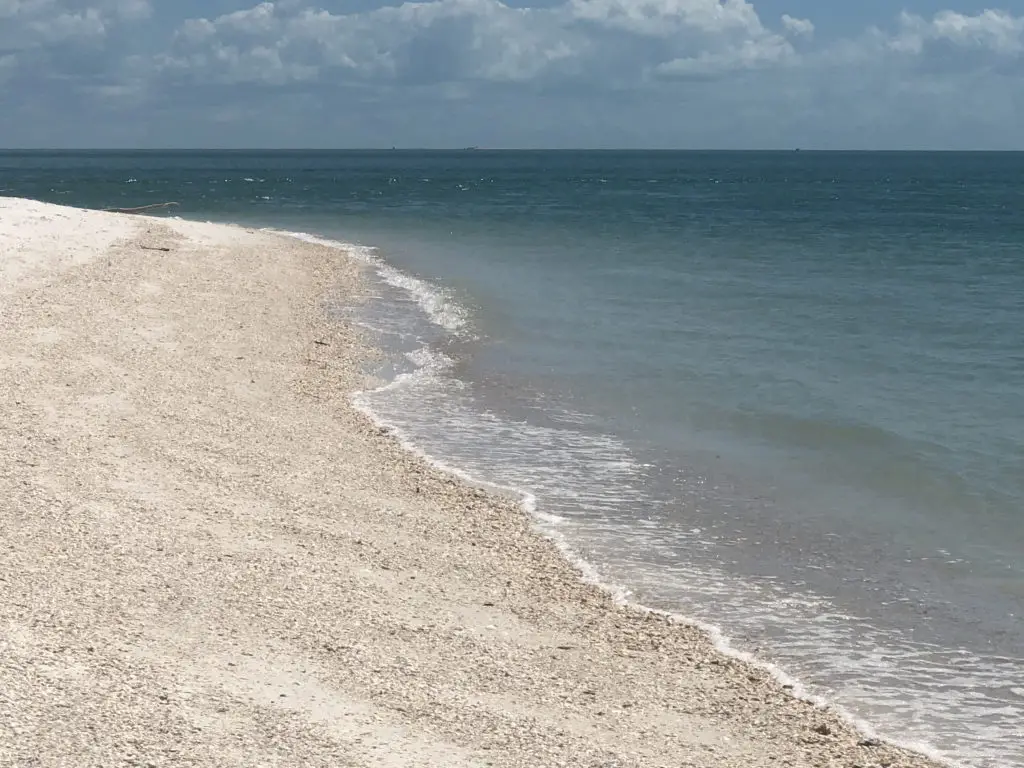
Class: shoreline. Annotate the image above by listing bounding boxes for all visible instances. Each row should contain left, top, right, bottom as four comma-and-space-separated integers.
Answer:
296, 229, 959, 768
1, 197, 947, 767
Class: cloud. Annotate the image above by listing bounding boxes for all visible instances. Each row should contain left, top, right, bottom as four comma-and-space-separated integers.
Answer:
0, 0, 151, 69
566, 0, 765, 37
155, 0, 798, 89
781, 14, 813, 38
814, 7, 1024, 81
887, 9, 1024, 56
762, 8, 1024, 150
3, 2, 1024, 149
654, 36, 794, 79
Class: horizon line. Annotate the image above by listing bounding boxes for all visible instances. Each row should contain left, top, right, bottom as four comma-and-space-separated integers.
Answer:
3, 147, 1024, 153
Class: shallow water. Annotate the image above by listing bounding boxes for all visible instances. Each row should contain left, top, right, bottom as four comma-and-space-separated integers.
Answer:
4, 150, 1023, 766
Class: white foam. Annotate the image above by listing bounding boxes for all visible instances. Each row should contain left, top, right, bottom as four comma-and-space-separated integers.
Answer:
276, 230, 471, 334
350, 355, 967, 767
405, 346, 452, 371
277, 222, 988, 768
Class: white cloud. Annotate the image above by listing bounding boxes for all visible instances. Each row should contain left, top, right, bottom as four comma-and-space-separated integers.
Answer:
156, 0, 798, 88
888, 9, 1024, 55
781, 14, 813, 38
33, 8, 106, 44
0, 0, 150, 23
566, 0, 765, 37
0, 0, 151, 55
4, 2, 1024, 148
654, 35, 794, 78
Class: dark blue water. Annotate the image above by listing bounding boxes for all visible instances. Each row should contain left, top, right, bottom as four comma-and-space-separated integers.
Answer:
3, 150, 1023, 766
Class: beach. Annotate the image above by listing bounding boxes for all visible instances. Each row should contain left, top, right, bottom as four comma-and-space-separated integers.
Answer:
0, 197, 944, 768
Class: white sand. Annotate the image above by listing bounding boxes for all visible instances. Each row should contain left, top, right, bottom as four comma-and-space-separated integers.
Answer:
0, 198, 943, 768
0, 198, 136, 293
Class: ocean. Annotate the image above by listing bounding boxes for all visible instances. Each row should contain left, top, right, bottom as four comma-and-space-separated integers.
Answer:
2, 150, 1022, 767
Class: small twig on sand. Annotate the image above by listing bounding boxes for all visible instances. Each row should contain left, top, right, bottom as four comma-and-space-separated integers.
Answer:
140, 246, 171, 252
103, 202, 181, 214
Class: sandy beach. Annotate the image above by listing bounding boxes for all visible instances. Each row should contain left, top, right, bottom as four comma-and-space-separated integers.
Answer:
0, 197, 944, 768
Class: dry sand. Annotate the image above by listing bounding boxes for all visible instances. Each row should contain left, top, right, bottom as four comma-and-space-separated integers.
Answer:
0, 197, 944, 767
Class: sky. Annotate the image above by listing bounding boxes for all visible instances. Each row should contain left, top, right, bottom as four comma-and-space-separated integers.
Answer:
0, 0, 1022, 149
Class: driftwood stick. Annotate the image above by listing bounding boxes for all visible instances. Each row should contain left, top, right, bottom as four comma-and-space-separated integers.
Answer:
103, 202, 180, 214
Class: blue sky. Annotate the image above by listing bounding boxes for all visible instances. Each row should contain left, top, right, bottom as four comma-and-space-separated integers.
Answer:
1, 0, 1022, 149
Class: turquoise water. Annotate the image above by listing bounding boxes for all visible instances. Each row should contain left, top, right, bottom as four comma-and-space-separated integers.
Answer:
3, 151, 1023, 766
